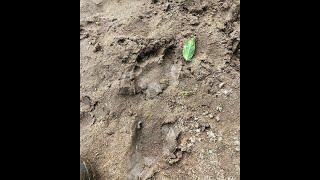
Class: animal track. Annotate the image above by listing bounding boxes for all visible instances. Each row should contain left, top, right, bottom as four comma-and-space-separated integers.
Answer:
118, 37, 181, 98
126, 114, 183, 180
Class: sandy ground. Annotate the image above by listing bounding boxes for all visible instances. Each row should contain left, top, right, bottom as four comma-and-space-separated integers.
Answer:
80, 0, 240, 179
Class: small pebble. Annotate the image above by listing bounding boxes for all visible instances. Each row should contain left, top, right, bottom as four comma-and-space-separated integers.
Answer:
218, 82, 225, 88
189, 136, 196, 143
137, 121, 143, 129
207, 131, 215, 139
234, 140, 240, 146
209, 114, 214, 119
107, 131, 114, 135
195, 129, 201, 133
180, 146, 187, 152
222, 89, 232, 96
215, 115, 220, 122
194, 123, 199, 128
216, 106, 223, 112
200, 123, 211, 131
208, 150, 213, 154
164, 3, 171, 11
203, 111, 209, 116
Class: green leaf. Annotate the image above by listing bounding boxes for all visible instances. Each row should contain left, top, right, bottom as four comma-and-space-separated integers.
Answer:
182, 37, 196, 61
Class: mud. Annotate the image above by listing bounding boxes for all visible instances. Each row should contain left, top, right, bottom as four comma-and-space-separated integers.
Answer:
80, 0, 240, 179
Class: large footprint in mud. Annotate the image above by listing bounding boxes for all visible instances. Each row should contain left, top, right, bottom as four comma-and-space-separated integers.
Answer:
118, 37, 182, 98
126, 115, 182, 180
